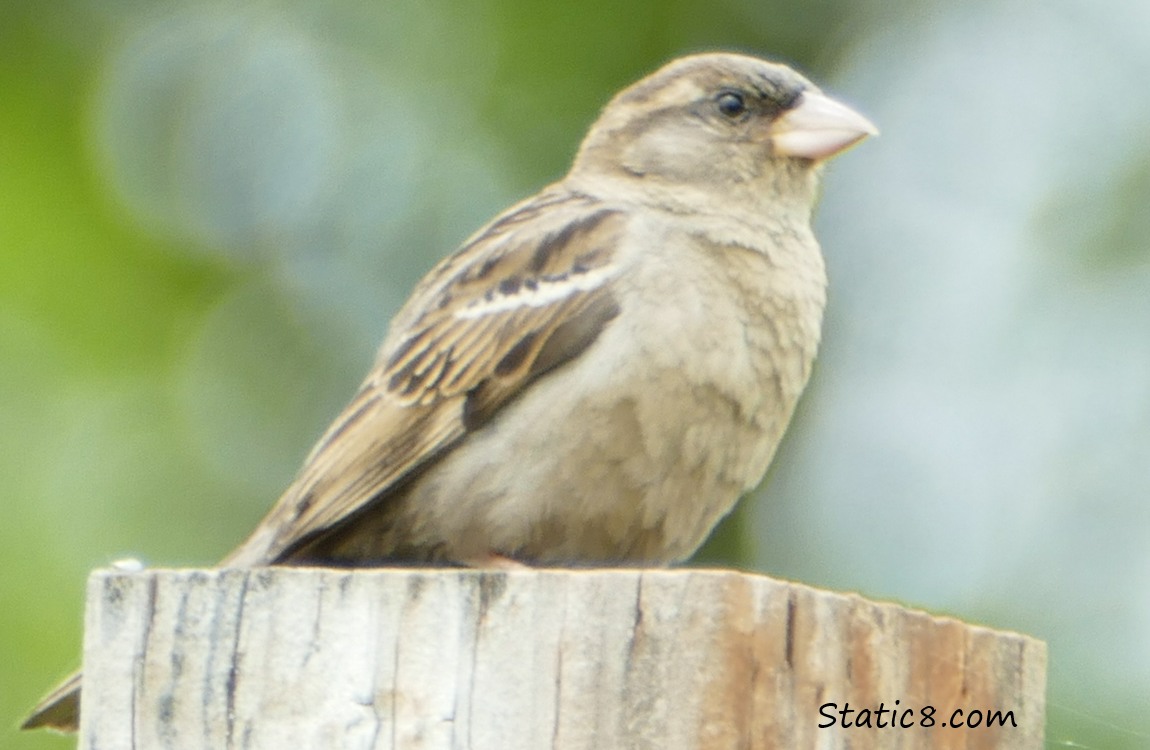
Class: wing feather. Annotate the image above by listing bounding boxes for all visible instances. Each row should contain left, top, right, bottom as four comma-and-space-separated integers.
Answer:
225, 189, 627, 566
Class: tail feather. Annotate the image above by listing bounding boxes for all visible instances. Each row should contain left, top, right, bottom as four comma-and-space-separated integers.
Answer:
22, 670, 82, 733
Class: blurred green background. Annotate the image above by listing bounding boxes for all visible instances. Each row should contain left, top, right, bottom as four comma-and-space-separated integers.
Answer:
3, 1, 1148, 747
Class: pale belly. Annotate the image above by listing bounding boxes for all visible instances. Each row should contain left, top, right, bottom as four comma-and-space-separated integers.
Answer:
363, 286, 805, 563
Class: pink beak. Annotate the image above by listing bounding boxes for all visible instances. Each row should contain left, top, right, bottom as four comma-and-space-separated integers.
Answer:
769, 90, 878, 161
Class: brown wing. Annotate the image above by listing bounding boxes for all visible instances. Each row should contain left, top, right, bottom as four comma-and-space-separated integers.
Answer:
224, 188, 626, 566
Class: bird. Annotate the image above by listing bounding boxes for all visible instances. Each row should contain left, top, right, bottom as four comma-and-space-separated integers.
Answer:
23, 51, 875, 732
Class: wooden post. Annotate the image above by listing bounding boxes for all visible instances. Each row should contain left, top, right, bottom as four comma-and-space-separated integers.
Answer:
79, 568, 1045, 749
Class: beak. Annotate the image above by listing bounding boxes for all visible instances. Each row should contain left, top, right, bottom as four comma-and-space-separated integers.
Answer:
769, 90, 878, 161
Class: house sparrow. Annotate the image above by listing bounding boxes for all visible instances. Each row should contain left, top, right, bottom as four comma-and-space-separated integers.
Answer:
24, 52, 875, 732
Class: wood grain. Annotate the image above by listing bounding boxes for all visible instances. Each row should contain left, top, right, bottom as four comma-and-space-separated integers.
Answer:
79, 568, 1045, 749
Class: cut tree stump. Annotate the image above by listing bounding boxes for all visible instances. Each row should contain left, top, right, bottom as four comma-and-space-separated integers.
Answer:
79, 568, 1045, 749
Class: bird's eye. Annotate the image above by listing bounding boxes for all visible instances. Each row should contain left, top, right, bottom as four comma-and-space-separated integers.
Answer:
716, 91, 747, 118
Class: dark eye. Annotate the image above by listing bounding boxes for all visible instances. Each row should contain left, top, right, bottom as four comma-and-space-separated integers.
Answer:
716, 91, 747, 118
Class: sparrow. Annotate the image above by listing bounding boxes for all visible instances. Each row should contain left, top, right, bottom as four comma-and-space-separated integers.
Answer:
24, 51, 875, 732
